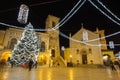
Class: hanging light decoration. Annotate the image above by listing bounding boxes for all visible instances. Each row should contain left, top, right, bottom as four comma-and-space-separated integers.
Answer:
83, 31, 88, 41
109, 41, 114, 49
17, 4, 29, 24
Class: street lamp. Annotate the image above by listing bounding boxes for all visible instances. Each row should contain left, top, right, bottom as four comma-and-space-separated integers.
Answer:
69, 55, 73, 67
69, 55, 72, 62
49, 53, 52, 57
49, 53, 52, 67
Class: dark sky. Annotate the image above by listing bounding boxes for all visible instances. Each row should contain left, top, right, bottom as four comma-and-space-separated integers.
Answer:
0, 0, 120, 53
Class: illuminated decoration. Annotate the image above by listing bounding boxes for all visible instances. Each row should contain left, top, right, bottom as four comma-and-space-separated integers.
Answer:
109, 41, 114, 49
88, 0, 120, 26
0, 0, 120, 46
1, 21, 120, 47
83, 31, 88, 41
96, 0, 120, 21
17, 4, 29, 24
53, 0, 86, 30
10, 23, 40, 65
61, 46, 65, 51
103, 55, 108, 61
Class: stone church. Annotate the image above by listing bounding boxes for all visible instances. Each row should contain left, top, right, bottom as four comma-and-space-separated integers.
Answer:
64, 26, 114, 66
69, 26, 103, 65
0, 15, 114, 67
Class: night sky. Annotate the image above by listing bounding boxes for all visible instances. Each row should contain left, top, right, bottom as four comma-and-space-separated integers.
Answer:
0, 0, 120, 53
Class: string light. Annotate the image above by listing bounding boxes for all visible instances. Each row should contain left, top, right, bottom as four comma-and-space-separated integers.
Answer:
86, 31, 120, 42
88, 0, 120, 26
1, 21, 120, 47
52, 0, 86, 30
96, 0, 120, 21
0, 0, 120, 47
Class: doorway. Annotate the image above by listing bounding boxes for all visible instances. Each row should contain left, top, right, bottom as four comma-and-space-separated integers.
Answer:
82, 54, 87, 64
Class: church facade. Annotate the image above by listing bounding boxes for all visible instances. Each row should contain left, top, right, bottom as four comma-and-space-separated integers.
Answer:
69, 26, 103, 65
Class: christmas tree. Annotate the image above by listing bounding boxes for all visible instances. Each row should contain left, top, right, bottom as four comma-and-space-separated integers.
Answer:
10, 23, 40, 65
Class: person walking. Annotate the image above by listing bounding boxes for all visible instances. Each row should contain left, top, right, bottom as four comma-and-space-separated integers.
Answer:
28, 59, 34, 71
113, 58, 119, 70
109, 60, 116, 71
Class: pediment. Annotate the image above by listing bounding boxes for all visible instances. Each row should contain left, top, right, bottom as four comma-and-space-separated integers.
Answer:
72, 27, 99, 41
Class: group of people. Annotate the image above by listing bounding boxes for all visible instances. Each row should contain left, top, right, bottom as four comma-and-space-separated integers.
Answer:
7, 57, 38, 71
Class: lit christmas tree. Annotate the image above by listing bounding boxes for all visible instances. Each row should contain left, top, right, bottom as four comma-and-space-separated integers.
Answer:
10, 23, 40, 65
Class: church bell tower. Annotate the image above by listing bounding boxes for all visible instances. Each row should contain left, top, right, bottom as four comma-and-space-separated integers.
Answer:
45, 15, 60, 58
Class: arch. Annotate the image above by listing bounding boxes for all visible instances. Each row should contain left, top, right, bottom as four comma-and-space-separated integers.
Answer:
52, 22, 56, 28
38, 54, 47, 64
1, 50, 11, 62
51, 49, 55, 57
40, 41, 46, 52
82, 54, 87, 64
9, 38, 17, 50
103, 54, 111, 59
103, 54, 111, 66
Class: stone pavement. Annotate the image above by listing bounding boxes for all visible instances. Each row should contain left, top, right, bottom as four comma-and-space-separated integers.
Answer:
0, 65, 120, 80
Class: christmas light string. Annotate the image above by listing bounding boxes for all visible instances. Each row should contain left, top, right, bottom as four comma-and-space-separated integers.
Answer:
1, 21, 120, 47
0, 22, 101, 47
56, 30, 120, 47
0, 0, 86, 31
96, 0, 120, 21
88, 0, 120, 26
2, 0, 119, 65
0, 0, 85, 30
1, 0, 120, 30
85, 31, 120, 42
52, 0, 86, 30
0, 0, 120, 47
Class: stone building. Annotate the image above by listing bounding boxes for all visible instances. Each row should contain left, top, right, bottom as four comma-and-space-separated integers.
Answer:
69, 26, 103, 65
64, 25, 114, 65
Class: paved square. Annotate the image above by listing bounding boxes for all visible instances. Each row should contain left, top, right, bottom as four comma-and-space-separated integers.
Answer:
0, 66, 120, 80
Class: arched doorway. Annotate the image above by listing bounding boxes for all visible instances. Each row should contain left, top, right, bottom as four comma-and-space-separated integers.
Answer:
38, 54, 47, 65
40, 41, 46, 52
82, 54, 87, 64
103, 54, 111, 66
81, 48, 88, 64
1, 51, 11, 62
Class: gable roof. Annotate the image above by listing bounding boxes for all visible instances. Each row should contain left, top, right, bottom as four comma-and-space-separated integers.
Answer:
71, 27, 99, 41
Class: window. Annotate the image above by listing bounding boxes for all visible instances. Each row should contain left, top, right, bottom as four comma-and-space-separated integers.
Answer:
51, 49, 55, 57
76, 49, 79, 54
9, 38, 17, 50
40, 41, 46, 52
89, 48, 92, 53
52, 22, 56, 28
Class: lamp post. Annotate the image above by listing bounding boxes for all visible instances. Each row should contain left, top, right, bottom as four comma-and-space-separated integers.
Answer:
69, 55, 72, 62
69, 55, 73, 67
49, 53, 52, 67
